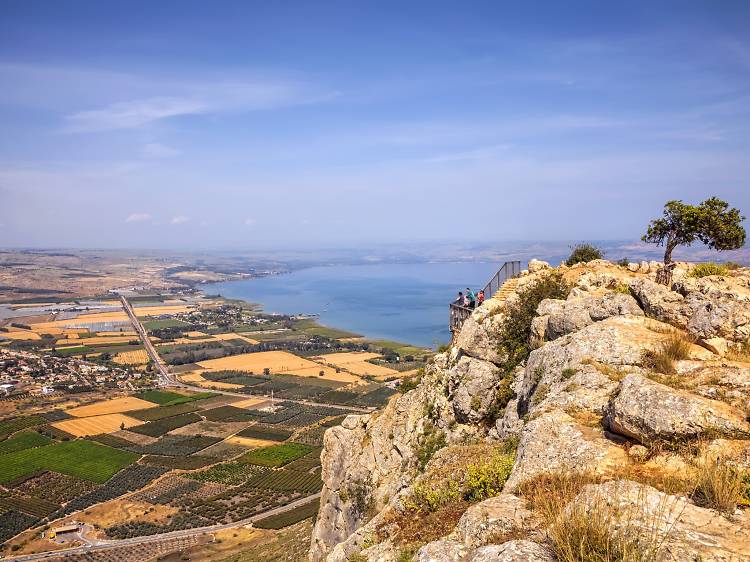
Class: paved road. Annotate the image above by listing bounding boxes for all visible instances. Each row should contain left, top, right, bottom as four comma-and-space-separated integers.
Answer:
120, 296, 173, 386
4, 493, 321, 561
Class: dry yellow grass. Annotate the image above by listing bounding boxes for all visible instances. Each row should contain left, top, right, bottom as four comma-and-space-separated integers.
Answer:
113, 349, 150, 365
212, 332, 260, 344
315, 351, 398, 378
52, 413, 141, 436
179, 372, 207, 383
133, 305, 193, 317
232, 397, 268, 409
0, 330, 41, 341
185, 331, 208, 337
197, 351, 360, 382
225, 435, 276, 448
67, 396, 155, 417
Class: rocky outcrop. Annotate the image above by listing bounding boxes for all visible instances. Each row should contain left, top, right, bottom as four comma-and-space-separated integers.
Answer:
504, 410, 627, 491
449, 355, 502, 423
531, 292, 643, 346
570, 480, 750, 561
605, 373, 750, 443
449, 494, 537, 548
311, 260, 750, 562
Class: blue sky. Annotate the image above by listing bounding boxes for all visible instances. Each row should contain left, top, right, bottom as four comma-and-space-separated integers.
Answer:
1, 1, 749, 249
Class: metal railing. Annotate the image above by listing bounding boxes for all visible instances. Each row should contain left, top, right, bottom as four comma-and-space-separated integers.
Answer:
449, 261, 522, 335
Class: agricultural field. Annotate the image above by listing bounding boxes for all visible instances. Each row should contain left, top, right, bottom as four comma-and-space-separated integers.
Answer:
51, 413, 142, 437
112, 349, 150, 365
0, 431, 51, 454
238, 443, 314, 467
194, 350, 359, 383
315, 351, 399, 378
66, 396, 155, 417
0, 439, 138, 484
135, 389, 213, 406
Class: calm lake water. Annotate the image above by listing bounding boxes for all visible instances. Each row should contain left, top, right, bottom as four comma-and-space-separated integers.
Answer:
204, 262, 524, 348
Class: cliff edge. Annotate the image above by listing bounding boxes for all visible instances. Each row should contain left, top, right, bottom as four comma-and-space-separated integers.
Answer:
310, 259, 750, 562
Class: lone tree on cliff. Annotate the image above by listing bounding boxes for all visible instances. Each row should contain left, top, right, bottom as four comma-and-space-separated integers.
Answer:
642, 197, 746, 267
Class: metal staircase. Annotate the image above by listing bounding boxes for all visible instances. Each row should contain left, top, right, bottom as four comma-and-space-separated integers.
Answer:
449, 261, 522, 335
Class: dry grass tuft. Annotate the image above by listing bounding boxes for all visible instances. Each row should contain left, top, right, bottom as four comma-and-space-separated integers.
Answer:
692, 455, 746, 515
643, 333, 692, 375
725, 341, 750, 363
519, 472, 675, 562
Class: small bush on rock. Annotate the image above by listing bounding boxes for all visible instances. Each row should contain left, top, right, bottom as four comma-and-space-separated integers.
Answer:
690, 262, 729, 278
464, 451, 515, 502
566, 243, 604, 266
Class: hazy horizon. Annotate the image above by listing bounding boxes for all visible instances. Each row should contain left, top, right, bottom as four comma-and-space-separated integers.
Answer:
2, 1, 749, 249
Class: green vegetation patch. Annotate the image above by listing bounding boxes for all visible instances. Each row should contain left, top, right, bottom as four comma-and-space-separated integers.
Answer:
143, 319, 189, 330
254, 499, 319, 529
690, 262, 731, 278
141, 455, 216, 470
0, 415, 46, 440
0, 431, 51, 454
128, 401, 199, 421
135, 389, 214, 407
0, 440, 138, 484
236, 424, 293, 442
128, 412, 202, 437
238, 443, 314, 467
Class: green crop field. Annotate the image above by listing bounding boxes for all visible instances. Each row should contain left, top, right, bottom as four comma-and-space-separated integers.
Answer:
129, 401, 199, 421
253, 499, 319, 529
0, 415, 46, 440
0, 439, 138, 484
0, 431, 51, 454
238, 443, 314, 467
135, 389, 214, 406
143, 319, 189, 330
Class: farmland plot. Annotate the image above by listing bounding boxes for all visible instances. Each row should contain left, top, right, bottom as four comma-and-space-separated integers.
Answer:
51, 413, 142, 436
66, 396, 155, 417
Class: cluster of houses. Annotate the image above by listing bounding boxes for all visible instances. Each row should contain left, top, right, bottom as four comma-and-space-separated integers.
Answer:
0, 349, 148, 396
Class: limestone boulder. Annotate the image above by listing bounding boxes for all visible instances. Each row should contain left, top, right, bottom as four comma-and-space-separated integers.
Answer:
416, 540, 468, 562
531, 292, 643, 345
569, 480, 750, 561
450, 494, 537, 549
504, 410, 627, 491
605, 374, 750, 443
454, 303, 507, 364
629, 278, 692, 328
449, 355, 503, 424
468, 541, 555, 562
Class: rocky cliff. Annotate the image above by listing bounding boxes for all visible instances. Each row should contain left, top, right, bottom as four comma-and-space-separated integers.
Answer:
310, 260, 750, 562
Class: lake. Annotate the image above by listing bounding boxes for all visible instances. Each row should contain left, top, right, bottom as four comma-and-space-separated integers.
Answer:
203, 262, 527, 348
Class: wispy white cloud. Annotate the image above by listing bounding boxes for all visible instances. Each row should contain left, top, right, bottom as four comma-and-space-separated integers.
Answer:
142, 142, 181, 158
125, 212, 152, 223
65, 97, 207, 133
170, 215, 189, 225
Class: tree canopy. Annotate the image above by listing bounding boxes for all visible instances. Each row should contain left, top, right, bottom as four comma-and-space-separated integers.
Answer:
642, 197, 746, 265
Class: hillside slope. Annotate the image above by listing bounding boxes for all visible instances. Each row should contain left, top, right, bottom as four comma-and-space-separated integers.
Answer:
309, 259, 750, 562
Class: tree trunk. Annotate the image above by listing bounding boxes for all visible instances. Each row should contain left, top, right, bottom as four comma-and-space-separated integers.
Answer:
663, 233, 676, 265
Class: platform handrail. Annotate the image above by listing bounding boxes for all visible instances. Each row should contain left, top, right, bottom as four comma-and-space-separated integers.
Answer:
449, 260, 522, 334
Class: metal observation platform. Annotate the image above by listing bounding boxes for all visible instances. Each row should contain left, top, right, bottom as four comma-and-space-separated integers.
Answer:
449, 261, 522, 335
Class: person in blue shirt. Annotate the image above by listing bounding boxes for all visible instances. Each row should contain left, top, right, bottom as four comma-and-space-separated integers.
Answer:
465, 287, 476, 308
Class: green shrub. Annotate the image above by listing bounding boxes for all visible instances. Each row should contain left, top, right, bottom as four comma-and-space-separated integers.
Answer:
690, 262, 729, 278
464, 451, 515, 502
565, 243, 604, 266
561, 368, 577, 380
416, 423, 446, 471
616, 257, 630, 267
407, 479, 460, 512
496, 271, 570, 376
